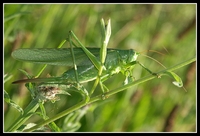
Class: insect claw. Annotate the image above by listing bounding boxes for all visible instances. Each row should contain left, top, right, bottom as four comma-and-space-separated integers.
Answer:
101, 94, 106, 100
101, 94, 109, 100
152, 73, 161, 78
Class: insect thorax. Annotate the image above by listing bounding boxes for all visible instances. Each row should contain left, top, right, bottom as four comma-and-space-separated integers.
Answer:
104, 49, 138, 70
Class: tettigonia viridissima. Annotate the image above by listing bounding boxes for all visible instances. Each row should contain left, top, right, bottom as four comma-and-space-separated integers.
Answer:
9, 18, 184, 132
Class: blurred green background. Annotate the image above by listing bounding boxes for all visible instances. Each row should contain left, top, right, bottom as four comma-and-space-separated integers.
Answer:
4, 4, 196, 132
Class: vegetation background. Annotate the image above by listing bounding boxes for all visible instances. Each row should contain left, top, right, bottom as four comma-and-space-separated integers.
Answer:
4, 4, 196, 132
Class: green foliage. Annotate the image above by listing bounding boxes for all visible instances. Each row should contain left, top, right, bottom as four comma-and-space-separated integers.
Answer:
4, 4, 196, 132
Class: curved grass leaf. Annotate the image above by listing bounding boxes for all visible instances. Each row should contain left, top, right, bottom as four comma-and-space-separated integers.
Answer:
4, 90, 24, 115
163, 71, 183, 87
4, 74, 24, 114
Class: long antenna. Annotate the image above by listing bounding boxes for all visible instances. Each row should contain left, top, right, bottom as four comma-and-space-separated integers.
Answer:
142, 54, 166, 69
139, 50, 166, 69
139, 50, 187, 92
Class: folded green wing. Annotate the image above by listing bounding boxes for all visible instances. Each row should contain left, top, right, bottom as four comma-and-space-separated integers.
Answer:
11, 48, 119, 66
